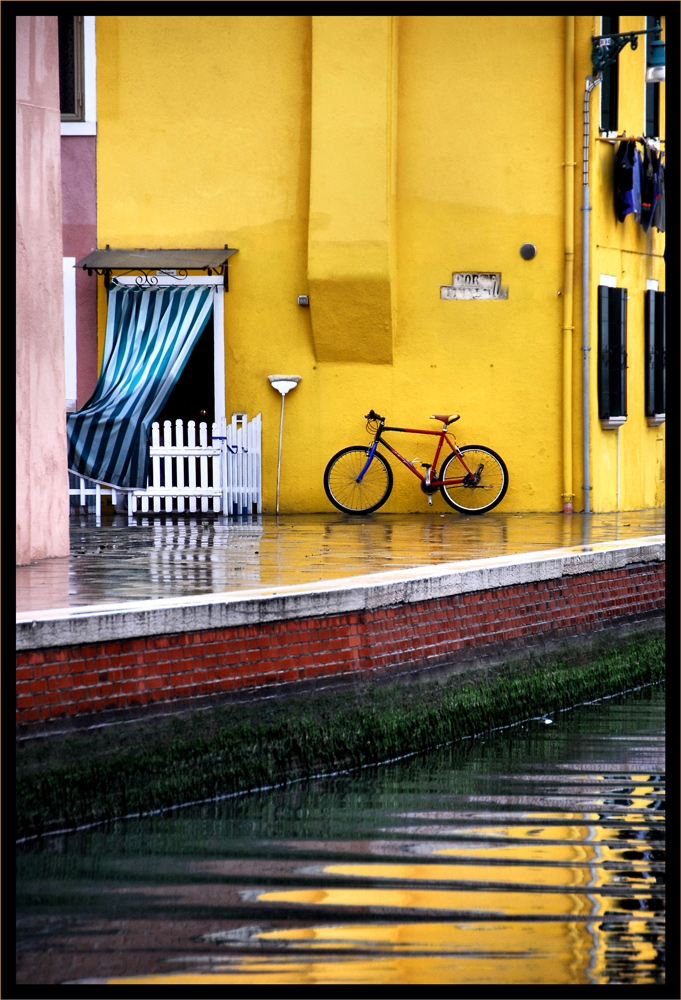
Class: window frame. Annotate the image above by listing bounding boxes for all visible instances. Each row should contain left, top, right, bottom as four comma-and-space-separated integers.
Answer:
597, 281, 628, 428
59, 16, 84, 122
599, 15, 619, 135
63, 257, 78, 412
112, 276, 226, 426
644, 15, 661, 138
60, 15, 97, 136
644, 288, 665, 425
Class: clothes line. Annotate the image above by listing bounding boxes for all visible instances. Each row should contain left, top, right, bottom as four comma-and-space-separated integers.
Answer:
596, 134, 665, 144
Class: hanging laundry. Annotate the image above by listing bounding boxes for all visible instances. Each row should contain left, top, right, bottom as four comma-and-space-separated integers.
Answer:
632, 145, 642, 222
652, 153, 665, 233
613, 142, 641, 222
640, 144, 659, 233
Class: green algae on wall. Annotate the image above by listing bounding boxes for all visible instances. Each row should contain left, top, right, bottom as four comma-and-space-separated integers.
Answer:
16, 631, 664, 841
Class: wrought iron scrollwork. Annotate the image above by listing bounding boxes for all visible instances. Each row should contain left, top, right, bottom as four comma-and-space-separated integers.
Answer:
591, 25, 661, 76
88, 266, 225, 289
133, 268, 190, 286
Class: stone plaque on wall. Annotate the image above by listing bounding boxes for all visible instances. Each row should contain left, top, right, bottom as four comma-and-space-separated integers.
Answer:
440, 272, 508, 300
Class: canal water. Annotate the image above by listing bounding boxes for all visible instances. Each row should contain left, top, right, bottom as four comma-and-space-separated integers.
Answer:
16, 683, 665, 986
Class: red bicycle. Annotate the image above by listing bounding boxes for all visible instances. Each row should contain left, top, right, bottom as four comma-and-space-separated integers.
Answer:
324, 410, 509, 515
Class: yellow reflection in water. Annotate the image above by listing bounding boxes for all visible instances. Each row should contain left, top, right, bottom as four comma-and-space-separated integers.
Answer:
323, 862, 593, 887
104, 921, 597, 984
102, 909, 660, 986
259, 918, 572, 951
433, 842, 624, 863
258, 885, 592, 916
428, 822, 648, 841
102, 785, 662, 985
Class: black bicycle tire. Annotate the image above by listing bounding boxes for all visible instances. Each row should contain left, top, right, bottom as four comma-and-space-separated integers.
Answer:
324, 446, 393, 514
439, 445, 509, 514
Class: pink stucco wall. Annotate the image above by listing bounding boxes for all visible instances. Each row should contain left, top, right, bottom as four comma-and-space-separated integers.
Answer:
16, 16, 70, 564
61, 136, 99, 408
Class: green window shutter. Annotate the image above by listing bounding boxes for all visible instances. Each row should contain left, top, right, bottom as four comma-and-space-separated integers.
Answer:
598, 286, 611, 418
58, 16, 85, 122
598, 285, 627, 420
645, 291, 656, 415
616, 287, 627, 418
645, 290, 666, 416
600, 16, 619, 133
654, 291, 665, 414
645, 16, 661, 138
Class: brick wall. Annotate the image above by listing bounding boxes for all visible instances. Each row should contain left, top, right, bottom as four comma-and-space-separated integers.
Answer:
16, 560, 665, 732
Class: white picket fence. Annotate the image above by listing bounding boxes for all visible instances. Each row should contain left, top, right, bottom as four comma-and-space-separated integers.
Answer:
70, 413, 261, 518
220, 412, 263, 518
68, 473, 120, 518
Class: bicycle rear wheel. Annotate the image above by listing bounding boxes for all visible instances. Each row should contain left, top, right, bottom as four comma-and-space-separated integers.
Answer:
439, 445, 508, 514
324, 446, 393, 514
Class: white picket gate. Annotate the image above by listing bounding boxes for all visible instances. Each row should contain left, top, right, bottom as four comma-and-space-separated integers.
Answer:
127, 413, 262, 516
220, 412, 263, 518
68, 473, 120, 517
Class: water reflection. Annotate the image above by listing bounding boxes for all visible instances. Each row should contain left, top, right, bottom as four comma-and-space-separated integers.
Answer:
16, 685, 664, 985
16, 509, 665, 612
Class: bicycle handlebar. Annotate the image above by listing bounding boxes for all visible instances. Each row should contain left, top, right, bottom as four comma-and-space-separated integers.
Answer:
364, 409, 384, 422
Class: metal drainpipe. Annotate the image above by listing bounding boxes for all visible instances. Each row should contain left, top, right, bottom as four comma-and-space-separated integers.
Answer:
616, 426, 620, 509
562, 17, 576, 514
581, 74, 600, 514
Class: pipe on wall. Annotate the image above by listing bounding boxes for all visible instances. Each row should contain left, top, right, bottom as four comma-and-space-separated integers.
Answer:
581, 74, 600, 514
562, 17, 576, 514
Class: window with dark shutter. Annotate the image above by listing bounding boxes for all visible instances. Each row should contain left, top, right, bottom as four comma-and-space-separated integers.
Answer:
645, 16, 661, 138
600, 15, 619, 133
58, 15, 84, 121
645, 290, 665, 424
598, 285, 627, 426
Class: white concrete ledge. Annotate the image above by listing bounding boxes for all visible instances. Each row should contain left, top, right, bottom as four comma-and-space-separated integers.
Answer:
16, 537, 665, 652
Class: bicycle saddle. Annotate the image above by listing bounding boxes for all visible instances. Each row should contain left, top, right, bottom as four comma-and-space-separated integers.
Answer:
431, 413, 460, 425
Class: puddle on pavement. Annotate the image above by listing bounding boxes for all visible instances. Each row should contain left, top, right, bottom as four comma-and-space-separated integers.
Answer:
16, 509, 665, 611
16, 684, 665, 985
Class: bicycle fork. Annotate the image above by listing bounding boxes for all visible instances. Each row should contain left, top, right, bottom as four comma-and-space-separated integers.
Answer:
356, 441, 379, 482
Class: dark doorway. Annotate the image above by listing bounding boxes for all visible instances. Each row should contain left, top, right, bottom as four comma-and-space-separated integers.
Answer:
156, 313, 215, 428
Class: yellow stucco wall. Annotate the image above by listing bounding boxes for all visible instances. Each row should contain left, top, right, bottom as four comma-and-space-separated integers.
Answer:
581, 16, 665, 512
94, 15, 664, 513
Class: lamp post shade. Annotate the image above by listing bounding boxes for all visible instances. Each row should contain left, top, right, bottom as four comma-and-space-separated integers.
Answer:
268, 375, 301, 395
268, 376, 301, 513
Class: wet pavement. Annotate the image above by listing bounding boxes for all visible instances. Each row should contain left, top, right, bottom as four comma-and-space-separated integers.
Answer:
16, 509, 665, 616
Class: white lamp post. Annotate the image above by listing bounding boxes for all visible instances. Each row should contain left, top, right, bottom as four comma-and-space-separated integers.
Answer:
268, 375, 301, 514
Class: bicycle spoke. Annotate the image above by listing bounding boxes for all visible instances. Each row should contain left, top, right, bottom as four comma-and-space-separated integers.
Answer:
439, 446, 508, 514
324, 447, 393, 514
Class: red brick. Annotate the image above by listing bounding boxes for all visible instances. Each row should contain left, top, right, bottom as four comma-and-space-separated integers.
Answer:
15, 562, 664, 726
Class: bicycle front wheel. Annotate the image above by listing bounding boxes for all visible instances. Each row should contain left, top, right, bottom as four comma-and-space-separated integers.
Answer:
439, 445, 509, 514
324, 446, 393, 514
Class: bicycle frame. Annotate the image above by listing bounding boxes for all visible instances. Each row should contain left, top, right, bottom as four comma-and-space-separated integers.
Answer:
358, 418, 475, 487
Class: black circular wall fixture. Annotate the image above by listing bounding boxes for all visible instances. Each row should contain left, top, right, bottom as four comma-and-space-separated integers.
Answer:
520, 242, 537, 260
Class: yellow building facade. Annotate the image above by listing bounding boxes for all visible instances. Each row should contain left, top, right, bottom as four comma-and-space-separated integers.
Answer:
92, 15, 664, 514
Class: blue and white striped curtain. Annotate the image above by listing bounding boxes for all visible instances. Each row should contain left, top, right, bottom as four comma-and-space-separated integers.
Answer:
67, 283, 214, 488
